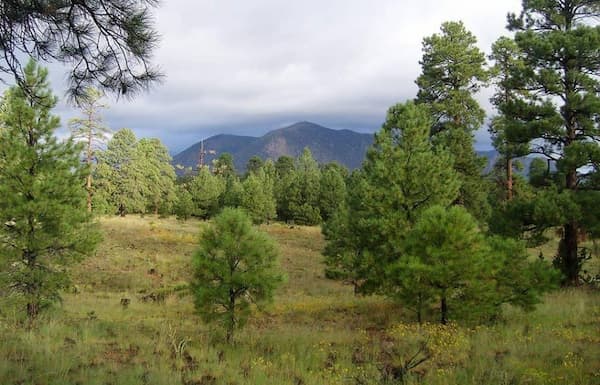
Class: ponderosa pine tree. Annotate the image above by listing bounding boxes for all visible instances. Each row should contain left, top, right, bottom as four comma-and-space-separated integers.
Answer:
416, 21, 490, 221
289, 148, 322, 225
69, 87, 111, 212
191, 208, 283, 343
174, 185, 194, 221
135, 138, 176, 215
188, 167, 225, 219
505, 1, 600, 284
240, 168, 276, 224
95, 128, 145, 215
318, 162, 347, 222
396, 205, 557, 324
212, 153, 236, 178
245, 155, 264, 176
323, 101, 459, 296
0, 1, 162, 98
0, 61, 99, 322
488, 37, 531, 202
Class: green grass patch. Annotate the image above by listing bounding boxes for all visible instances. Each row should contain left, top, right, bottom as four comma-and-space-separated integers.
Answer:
0, 215, 598, 385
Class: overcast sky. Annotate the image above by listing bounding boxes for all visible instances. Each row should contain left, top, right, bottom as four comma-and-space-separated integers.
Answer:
38, 0, 522, 153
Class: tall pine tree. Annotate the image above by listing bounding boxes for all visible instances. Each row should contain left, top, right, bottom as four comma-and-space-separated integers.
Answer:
0, 61, 99, 321
506, 1, 600, 284
416, 21, 490, 221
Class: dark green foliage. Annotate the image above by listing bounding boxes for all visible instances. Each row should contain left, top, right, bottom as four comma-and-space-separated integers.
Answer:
188, 167, 226, 219
323, 102, 459, 295
0, 0, 162, 98
212, 153, 236, 178
275, 156, 296, 178
94, 131, 176, 216
275, 149, 322, 225
240, 168, 276, 224
191, 208, 283, 343
488, 37, 531, 201
136, 138, 176, 215
0, 60, 100, 321
398, 205, 490, 324
220, 174, 243, 209
416, 21, 490, 221
95, 128, 144, 216
174, 186, 194, 221
487, 236, 559, 312
528, 158, 552, 188
318, 163, 347, 222
395, 206, 558, 324
504, 1, 600, 284
245, 155, 264, 176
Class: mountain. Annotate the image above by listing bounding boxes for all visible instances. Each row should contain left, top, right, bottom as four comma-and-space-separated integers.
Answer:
172, 122, 374, 172
172, 121, 517, 174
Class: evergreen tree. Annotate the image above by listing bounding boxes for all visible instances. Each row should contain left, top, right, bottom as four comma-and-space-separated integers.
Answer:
191, 208, 283, 343
416, 21, 490, 221
0, 61, 99, 321
212, 153, 236, 178
505, 1, 600, 284
0, 0, 162, 98
174, 185, 194, 221
221, 174, 243, 209
324, 102, 459, 295
397, 205, 557, 324
245, 155, 264, 176
240, 168, 277, 224
95, 128, 145, 216
319, 163, 347, 222
135, 138, 176, 215
488, 37, 530, 201
275, 155, 295, 178
69, 87, 111, 212
289, 148, 322, 225
188, 167, 225, 219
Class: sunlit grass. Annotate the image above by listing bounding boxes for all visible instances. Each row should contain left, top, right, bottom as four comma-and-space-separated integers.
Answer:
0, 215, 598, 385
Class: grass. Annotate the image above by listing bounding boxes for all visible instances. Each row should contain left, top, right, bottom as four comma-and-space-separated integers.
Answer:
0, 215, 598, 385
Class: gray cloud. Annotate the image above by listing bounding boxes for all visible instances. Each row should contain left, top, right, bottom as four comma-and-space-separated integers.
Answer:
4, 0, 522, 153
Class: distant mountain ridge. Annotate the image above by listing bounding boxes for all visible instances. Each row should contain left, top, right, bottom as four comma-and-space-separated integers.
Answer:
172, 122, 374, 172
172, 121, 507, 173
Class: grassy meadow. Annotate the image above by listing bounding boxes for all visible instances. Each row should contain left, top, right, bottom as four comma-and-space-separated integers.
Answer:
0, 215, 598, 385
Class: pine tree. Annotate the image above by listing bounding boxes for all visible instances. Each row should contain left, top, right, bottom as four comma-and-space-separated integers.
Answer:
188, 167, 225, 219
416, 21, 490, 221
289, 148, 322, 225
324, 101, 459, 295
245, 155, 264, 176
240, 168, 276, 224
135, 138, 176, 215
191, 208, 283, 343
505, 1, 600, 284
0, 60, 99, 322
319, 163, 347, 222
69, 87, 111, 212
95, 128, 145, 216
174, 185, 194, 221
488, 37, 530, 201
212, 153, 236, 178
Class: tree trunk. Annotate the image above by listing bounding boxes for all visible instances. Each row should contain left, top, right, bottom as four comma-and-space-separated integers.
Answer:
506, 157, 513, 201
86, 128, 93, 212
27, 301, 39, 321
440, 296, 448, 325
562, 221, 580, 285
86, 174, 93, 212
560, 161, 579, 284
227, 289, 235, 344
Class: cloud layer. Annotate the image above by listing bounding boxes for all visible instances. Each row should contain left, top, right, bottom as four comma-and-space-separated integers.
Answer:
14, 0, 523, 153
